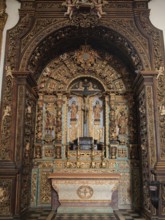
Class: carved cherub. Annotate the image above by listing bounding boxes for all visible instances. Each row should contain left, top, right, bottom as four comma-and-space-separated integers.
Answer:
2, 105, 11, 122
63, 0, 76, 19
5, 65, 13, 78
43, 67, 51, 77
92, 0, 108, 18
156, 66, 164, 79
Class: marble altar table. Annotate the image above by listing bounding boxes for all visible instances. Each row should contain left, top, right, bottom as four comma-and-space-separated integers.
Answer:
49, 169, 120, 213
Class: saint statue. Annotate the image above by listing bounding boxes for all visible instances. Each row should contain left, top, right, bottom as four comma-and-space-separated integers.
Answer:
70, 101, 78, 120
93, 101, 102, 121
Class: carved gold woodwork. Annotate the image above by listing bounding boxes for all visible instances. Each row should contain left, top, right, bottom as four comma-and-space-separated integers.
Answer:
146, 86, 156, 168
0, 74, 13, 160
1, 0, 165, 218
0, 179, 12, 216
0, 0, 7, 60
39, 171, 51, 204
19, 19, 149, 73
62, 0, 108, 19
31, 172, 37, 206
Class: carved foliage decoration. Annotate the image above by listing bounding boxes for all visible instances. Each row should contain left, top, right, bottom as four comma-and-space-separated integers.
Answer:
15, 86, 25, 162
0, 0, 7, 59
7, 14, 32, 70
39, 170, 51, 204
37, 46, 132, 94
55, 94, 63, 144
0, 179, 12, 216
71, 12, 99, 28
20, 26, 144, 75
31, 171, 37, 206
101, 19, 150, 70
146, 86, 156, 168
138, 89, 151, 213
0, 68, 14, 160
157, 67, 165, 158
21, 89, 36, 212
161, 183, 165, 215
139, 12, 165, 159
139, 11, 164, 70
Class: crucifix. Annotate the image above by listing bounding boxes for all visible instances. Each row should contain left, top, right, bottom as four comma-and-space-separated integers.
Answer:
71, 79, 99, 137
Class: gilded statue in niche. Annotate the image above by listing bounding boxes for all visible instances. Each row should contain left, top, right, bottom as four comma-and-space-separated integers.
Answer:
93, 101, 102, 121
70, 101, 78, 120
117, 111, 128, 135
116, 107, 128, 144
44, 103, 56, 142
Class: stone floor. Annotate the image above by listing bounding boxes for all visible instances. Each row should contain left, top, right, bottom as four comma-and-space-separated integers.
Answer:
22, 209, 146, 220
114, 210, 146, 220
54, 213, 116, 220
21, 208, 52, 220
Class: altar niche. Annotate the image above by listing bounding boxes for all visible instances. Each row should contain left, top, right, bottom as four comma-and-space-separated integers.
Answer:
66, 77, 106, 169
33, 46, 139, 211
67, 78, 104, 151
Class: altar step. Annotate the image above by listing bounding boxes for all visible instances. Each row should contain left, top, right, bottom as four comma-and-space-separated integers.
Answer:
57, 206, 113, 214
54, 213, 116, 220
22, 208, 146, 220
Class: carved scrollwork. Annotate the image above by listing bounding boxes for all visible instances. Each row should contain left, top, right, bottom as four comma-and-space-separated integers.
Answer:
71, 12, 99, 28
20, 89, 36, 212
146, 86, 156, 167
161, 183, 165, 215
139, 11, 164, 70
39, 171, 51, 204
7, 14, 32, 70
0, 179, 12, 215
20, 22, 145, 75
37, 46, 133, 95
0, 72, 14, 160
138, 89, 152, 213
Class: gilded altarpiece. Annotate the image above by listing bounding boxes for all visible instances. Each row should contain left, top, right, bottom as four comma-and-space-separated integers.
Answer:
0, 0, 165, 219
31, 46, 140, 210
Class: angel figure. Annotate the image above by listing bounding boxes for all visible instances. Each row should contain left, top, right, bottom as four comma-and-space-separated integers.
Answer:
63, 0, 76, 19
2, 105, 11, 122
156, 66, 164, 79
6, 65, 14, 78
92, 0, 107, 18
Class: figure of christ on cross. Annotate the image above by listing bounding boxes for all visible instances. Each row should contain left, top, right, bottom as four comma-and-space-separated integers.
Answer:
71, 79, 100, 137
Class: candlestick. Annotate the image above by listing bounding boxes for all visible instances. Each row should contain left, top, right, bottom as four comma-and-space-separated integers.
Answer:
77, 125, 79, 145
93, 125, 95, 143
102, 126, 104, 142
67, 128, 69, 144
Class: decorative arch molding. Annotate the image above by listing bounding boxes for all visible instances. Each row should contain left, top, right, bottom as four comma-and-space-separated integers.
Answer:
37, 45, 134, 95
18, 20, 150, 75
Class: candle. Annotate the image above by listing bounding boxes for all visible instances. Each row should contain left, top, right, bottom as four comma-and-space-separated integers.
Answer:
102, 126, 104, 142
67, 128, 69, 143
